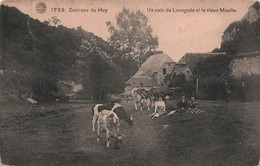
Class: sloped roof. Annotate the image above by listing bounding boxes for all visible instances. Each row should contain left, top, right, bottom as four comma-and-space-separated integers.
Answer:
134, 53, 174, 77
125, 76, 159, 87
223, 21, 242, 33
177, 52, 226, 71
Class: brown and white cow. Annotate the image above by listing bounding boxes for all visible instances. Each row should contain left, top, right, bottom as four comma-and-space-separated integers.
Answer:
131, 88, 154, 111
92, 103, 133, 132
96, 111, 121, 148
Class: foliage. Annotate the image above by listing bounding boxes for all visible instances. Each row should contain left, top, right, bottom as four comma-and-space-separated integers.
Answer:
196, 74, 260, 101
0, 5, 131, 102
75, 38, 124, 101
106, 8, 159, 62
193, 55, 233, 79
167, 74, 195, 97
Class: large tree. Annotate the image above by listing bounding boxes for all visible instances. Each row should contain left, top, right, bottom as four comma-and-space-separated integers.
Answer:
106, 8, 159, 61
75, 37, 123, 101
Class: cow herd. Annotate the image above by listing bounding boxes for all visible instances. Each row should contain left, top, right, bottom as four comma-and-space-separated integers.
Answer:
91, 88, 161, 149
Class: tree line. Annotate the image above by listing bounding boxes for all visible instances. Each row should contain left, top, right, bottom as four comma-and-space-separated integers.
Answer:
0, 5, 158, 102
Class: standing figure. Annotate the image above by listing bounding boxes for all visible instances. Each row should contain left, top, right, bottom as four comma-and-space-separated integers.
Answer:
240, 81, 246, 102
224, 81, 231, 103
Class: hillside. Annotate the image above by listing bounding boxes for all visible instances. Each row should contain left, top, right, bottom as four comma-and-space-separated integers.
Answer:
0, 5, 138, 101
220, 2, 260, 54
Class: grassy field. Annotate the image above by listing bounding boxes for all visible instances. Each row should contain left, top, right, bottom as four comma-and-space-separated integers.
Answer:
0, 100, 259, 166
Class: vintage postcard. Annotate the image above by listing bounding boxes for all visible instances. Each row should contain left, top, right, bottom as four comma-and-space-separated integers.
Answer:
0, 0, 259, 165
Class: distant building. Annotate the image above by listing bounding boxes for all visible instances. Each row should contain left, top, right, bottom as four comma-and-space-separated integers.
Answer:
172, 52, 226, 79
230, 51, 260, 78
60, 81, 83, 100
125, 53, 175, 94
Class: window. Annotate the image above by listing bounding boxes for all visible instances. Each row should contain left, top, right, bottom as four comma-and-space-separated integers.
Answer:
163, 68, 166, 75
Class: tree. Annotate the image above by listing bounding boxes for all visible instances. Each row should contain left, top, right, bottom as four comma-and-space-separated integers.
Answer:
75, 37, 124, 101
106, 8, 159, 61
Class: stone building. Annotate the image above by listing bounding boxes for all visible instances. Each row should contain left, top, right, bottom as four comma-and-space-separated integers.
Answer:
230, 51, 260, 78
125, 53, 175, 94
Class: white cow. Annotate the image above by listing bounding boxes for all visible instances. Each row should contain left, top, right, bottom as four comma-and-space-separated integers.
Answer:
91, 103, 133, 132
96, 111, 121, 148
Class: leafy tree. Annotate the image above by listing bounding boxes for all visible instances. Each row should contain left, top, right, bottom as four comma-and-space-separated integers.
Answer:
193, 55, 233, 79
167, 73, 195, 97
106, 8, 159, 62
75, 38, 124, 101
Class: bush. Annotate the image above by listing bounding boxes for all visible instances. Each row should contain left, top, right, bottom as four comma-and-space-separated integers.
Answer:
198, 77, 225, 100
168, 74, 196, 98
197, 75, 260, 101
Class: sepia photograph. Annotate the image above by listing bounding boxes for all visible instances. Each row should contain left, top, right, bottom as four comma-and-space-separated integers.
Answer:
0, 0, 260, 165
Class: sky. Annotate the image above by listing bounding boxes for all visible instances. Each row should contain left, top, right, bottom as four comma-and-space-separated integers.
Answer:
1, 0, 257, 61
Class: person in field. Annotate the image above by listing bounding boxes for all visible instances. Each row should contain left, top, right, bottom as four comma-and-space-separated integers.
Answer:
151, 95, 166, 118
189, 96, 198, 109
188, 96, 204, 114
177, 95, 189, 110
240, 81, 246, 102
224, 81, 232, 103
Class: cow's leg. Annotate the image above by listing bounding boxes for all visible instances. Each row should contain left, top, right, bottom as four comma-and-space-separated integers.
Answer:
117, 126, 120, 133
96, 120, 100, 143
134, 101, 138, 110
147, 99, 151, 111
92, 114, 98, 132
140, 101, 143, 111
106, 129, 110, 147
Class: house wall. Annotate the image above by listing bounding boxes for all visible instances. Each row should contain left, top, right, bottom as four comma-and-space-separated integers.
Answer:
230, 55, 260, 78
155, 62, 175, 85
172, 64, 192, 80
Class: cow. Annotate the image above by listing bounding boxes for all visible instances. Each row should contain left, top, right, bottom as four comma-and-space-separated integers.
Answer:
96, 111, 122, 148
91, 103, 133, 132
131, 88, 154, 111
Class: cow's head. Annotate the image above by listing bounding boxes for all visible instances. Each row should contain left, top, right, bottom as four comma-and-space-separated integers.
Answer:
107, 114, 119, 136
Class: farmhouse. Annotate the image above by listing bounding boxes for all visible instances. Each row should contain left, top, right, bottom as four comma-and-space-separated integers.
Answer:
172, 52, 226, 79
125, 53, 175, 94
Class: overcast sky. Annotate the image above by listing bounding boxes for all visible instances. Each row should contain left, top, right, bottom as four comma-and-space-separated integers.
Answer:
1, 0, 256, 61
